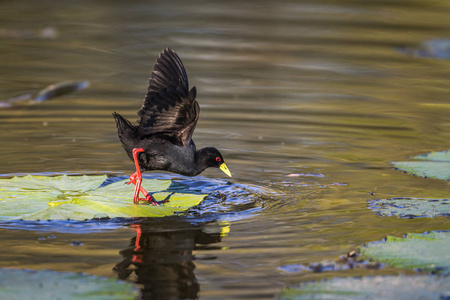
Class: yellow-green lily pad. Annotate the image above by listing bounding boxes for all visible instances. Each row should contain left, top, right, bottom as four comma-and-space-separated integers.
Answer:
359, 231, 450, 275
392, 150, 450, 181
0, 175, 207, 221
0, 268, 137, 299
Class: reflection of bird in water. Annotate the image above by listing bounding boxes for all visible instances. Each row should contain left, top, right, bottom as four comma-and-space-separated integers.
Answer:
113, 48, 231, 205
113, 219, 223, 300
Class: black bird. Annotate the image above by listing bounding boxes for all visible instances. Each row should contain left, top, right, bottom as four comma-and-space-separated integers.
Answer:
113, 48, 231, 204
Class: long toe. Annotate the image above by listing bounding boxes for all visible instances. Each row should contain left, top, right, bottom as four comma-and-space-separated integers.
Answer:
146, 194, 170, 206
145, 194, 164, 206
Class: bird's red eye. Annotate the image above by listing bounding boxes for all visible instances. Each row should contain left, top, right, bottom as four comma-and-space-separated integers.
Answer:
216, 157, 221, 162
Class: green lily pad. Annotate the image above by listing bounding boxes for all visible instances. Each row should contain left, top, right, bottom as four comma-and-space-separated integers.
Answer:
414, 150, 450, 162
369, 197, 450, 218
359, 231, 450, 275
277, 275, 450, 300
0, 269, 137, 299
392, 150, 450, 180
0, 175, 207, 221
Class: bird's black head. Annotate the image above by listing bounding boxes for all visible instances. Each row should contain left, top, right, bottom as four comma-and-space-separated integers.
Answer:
197, 147, 232, 177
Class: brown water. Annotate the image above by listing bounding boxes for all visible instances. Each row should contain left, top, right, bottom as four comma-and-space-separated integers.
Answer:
0, 1, 449, 299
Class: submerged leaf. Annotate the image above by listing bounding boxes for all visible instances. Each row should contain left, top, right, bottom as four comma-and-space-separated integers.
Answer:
369, 197, 450, 218
0, 269, 137, 300
277, 275, 450, 300
277, 259, 380, 274
359, 231, 450, 275
392, 150, 450, 180
398, 38, 450, 60
0, 175, 207, 220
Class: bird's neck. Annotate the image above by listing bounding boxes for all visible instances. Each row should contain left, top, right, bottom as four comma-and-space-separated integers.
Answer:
194, 147, 212, 175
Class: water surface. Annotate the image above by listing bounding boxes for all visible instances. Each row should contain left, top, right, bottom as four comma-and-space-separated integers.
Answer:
0, 0, 449, 299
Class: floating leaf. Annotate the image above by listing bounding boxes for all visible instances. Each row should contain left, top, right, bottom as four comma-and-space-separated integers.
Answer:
277, 275, 450, 300
414, 150, 450, 162
0, 175, 207, 221
359, 231, 450, 275
369, 197, 450, 218
0, 269, 137, 300
392, 150, 450, 180
393, 161, 450, 180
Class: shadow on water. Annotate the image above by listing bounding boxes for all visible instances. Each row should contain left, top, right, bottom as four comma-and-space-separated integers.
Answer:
114, 218, 225, 300
0, 215, 227, 300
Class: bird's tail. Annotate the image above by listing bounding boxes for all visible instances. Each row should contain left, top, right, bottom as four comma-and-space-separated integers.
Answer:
112, 112, 136, 139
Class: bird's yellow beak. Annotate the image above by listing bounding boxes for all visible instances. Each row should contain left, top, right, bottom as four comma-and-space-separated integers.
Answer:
219, 163, 232, 177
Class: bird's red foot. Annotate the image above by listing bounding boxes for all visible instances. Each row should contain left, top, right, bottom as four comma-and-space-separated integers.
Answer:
126, 172, 164, 204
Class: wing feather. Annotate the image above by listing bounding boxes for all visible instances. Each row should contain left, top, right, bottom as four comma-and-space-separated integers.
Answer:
137, 48, 199, 146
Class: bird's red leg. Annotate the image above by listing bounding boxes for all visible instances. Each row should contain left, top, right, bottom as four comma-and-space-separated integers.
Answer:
127, 148, 160, 205
127, 148, 149, 204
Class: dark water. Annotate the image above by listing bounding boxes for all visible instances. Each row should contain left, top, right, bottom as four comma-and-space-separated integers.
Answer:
0, 0, 449, 299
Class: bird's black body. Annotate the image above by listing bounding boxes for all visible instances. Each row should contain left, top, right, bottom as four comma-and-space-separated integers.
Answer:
113, 48, 229, 177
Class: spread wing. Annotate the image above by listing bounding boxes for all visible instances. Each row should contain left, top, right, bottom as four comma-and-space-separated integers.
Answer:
137, 48, 199, 146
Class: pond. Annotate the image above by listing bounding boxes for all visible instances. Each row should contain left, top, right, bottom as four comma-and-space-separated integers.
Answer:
0, 0, 449, 299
